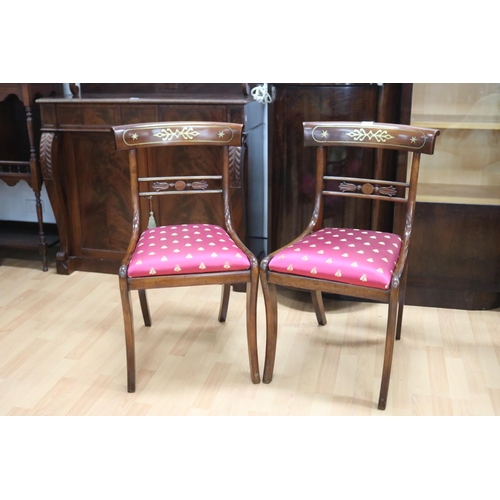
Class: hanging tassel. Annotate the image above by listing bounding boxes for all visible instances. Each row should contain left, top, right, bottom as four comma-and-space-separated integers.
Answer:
147, 196, 157, 228
148, 212, 156, 229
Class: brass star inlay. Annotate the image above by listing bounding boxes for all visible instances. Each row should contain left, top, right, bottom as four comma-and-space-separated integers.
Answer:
321, 130, 329, 138
410, 136, 417, 144
131, 133, 139, 140
218, 131, 225, 138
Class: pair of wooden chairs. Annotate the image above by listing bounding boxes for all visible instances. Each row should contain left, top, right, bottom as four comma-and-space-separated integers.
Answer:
111, 120, 439, 410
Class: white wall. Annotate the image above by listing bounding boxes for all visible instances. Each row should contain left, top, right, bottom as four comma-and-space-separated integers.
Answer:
0, 84, 74, 224
0, 182, 56, 223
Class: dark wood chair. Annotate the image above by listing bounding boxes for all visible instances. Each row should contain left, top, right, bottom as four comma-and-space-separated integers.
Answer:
260, 121, 440, 410
111, 121, 260, 392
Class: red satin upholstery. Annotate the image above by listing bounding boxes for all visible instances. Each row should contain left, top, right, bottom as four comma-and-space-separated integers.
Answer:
268, 227, 402, 290
128, 223, 251, 278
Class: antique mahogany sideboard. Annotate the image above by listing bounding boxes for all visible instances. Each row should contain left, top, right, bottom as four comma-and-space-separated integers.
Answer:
37, 84, 251, 275
0, 83, 62, 270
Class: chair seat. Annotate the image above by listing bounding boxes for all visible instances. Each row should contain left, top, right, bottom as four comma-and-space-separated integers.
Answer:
128, 223, 251, 278
268, 228, 402, 290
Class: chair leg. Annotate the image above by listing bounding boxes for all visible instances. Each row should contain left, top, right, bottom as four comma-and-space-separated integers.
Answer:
311, 290, 327, 326
138, 289, 152, 327
246, 270, 260, 384
218, 284, 231, 322
261, 268, 278, 384
120, 280, 136, 393
395, 264, 409, 341
377, 288, 399, 410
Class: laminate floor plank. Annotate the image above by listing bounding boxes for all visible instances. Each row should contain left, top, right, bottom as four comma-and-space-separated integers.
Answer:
1, 254, 499, 416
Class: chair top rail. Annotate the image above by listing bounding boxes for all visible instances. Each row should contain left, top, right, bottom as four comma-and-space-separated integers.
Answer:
304, 121, 440, 154
112, 121, 243, 150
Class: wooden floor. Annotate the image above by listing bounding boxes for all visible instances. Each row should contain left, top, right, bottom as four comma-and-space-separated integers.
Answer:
1, 248, 500, 416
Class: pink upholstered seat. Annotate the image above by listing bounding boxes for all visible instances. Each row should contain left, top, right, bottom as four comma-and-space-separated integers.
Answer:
128, 223, 251, 278
268, 227, 402, 290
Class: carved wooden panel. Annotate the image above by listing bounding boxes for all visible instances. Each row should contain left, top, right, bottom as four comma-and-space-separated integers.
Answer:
229, 146, 241, 188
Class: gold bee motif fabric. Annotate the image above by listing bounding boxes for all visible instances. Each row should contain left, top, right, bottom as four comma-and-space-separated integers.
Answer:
268, 228, 402, 290
128, 224, 250, 278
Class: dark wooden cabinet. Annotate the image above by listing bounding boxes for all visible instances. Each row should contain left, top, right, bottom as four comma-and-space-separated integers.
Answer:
407, 203, 500, 309
267, 83, 412, 251
38, 84, 251, 275
0, 83, 61, 270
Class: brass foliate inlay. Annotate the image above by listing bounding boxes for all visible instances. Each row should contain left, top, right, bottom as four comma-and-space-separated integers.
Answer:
154, 127, 200, 141
346, 128, 394, 143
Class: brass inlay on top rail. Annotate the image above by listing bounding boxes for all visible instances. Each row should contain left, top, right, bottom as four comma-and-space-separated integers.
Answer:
154, 127, 200, 141
122, 125, 236, 147
311, 124, 428, 150
346, 128, 395, 143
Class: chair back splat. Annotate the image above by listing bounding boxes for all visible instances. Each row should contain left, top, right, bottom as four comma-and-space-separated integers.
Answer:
260, 121, 440, 410
111, 121, 260, 392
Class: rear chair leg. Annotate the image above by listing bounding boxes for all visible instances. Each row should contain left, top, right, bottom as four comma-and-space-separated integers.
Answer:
218, 284, 231, 322
138, 289, 151, 327
311, 290, 327, 326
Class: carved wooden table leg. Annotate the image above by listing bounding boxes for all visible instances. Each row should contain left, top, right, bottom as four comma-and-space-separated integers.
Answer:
40, 132, 71, 274
25, 104, 48, 271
